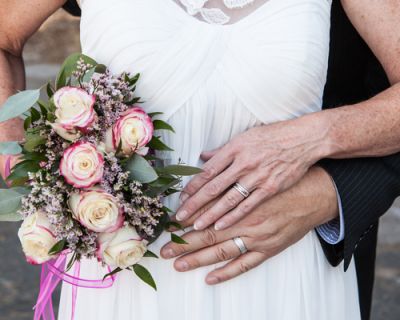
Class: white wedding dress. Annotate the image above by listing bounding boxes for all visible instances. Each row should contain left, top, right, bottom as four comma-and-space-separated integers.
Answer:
59, 0, 361, 319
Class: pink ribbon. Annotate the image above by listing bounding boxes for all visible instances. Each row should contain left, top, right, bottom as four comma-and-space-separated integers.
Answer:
3, 157, 116, 320
33, 252, 116, 320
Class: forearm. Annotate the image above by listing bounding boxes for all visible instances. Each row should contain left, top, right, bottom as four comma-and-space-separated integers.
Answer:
315, 82, 400, 158
0, 49, 25, 141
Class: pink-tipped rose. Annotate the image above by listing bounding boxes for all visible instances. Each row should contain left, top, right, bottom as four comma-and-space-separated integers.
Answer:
52, 87, 97, 141
68, 188, 124, 233
97, 225, 147, 269
105, 107, 153, 156
18, 211, 58, 265
60, 141, 104, 188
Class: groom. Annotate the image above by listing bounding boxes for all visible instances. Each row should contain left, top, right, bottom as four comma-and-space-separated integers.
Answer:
61, 2, 398, 320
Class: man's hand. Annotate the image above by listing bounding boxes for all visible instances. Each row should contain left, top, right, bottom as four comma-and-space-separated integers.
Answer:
161, 166, 339, 285
175, 116, 331, 231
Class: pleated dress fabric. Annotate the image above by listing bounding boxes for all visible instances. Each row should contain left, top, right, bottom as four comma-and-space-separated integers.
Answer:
58, 0, 361, 319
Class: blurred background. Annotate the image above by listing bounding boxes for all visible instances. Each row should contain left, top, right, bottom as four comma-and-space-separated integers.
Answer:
0, 9, 399, 320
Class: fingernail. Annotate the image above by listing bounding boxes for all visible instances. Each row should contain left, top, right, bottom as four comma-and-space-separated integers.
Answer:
214, 221, 226, 231
194, 220, 205, 230
163, 248, 176, 259
179, 192, 189, 204
176, 210, 187, 221
206, 276, 219, 285
175, 260, 189, 271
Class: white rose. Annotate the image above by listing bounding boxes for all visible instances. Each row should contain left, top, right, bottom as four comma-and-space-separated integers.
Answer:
97, 225, 147, 269
18, 210, 58, 265
53, 86, 97, 141
105, 107, 153, 156
69, 188, 124, 233
60, 141, 104, 188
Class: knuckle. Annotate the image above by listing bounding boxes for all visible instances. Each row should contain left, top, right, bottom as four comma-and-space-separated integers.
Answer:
205, 180, 222, 197
225, 193, 239, 208
261, 182, 279, 195
215, 246, 230, 261
202, 165, 218, 180
184, 183, 197, 195
238, 261, 252, 274
201, 228, 217, 246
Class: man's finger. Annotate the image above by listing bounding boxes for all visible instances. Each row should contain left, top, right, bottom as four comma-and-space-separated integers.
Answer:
160, 226, 237, 259
205, 251, 266, 285
173, 239, 242, 272
200, 147, 221, 162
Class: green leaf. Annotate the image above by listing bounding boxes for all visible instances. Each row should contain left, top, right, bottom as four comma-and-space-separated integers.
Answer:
157, 165, 202, 176
144, 250, 159, 259
56, 53, 97, 89
147, 136, 173, 151
23, 117, 32, 130
7, 160, 40, 181
171, 233, 188, 245
0, 187, 30, 215
0, 174, 8, 189
0, 212, 23, 222
153, 119, 175, 133
165, 221, 184, 232
0, 89, 41, 123
124, 154, 158, 183
146, 177, 181, 197
46, 82, 54, 98
148, 112, 163, 118
30, 107, 41, 122
48, 239, 68, 256
103, 267, 122, 281
132, 264, 157, 290
0, 141, 22, 155
37, 101, 49, 119
23, 133, 46, 152
65, 252, 77, 272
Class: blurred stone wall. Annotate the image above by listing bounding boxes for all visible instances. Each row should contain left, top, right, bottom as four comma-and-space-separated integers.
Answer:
0, 9, 399, 320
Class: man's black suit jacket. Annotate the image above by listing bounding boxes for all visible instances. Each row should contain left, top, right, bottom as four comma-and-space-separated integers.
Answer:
63, 2, 400, 319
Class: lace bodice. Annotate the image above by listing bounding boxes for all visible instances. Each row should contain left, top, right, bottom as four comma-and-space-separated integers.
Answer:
174, 0, 269, 24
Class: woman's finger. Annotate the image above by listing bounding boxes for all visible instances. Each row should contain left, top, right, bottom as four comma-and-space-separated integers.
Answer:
176, 163, 239, 221
205, 251, 266, 285
214, 189, 267, 230
173, 239, 242, 272
192, 184, 248, 230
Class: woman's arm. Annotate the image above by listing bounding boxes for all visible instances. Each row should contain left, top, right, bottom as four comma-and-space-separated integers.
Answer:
0, 0, 66, 176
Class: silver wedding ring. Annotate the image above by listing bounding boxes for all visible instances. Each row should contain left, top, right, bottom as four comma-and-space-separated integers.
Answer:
232, 236, 248, 255
233, 182, 250, 198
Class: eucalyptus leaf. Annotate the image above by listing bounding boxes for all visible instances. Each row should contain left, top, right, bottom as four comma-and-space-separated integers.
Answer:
0, 89, 40, 123
7, 160, 40, 181
0, 187, 30, 215
132, 264, 157, 290
0, 174, 8, 189
157, 165, 202, 176
124, 154, 158, 183
0, 212, 23, 222
0, 141, 22, 155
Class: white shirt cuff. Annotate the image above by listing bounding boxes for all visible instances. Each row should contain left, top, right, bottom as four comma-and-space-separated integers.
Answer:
316, 180, 345, 245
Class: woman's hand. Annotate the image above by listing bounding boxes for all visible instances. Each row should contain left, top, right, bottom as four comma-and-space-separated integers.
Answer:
176, 113, 331, 231
161, 166, 339, 284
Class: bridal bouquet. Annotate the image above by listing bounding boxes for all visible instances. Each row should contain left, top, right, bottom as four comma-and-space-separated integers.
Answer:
0, 53, 199, 290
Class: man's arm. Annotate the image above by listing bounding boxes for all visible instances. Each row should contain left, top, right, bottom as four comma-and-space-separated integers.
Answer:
0, 0, 66, 176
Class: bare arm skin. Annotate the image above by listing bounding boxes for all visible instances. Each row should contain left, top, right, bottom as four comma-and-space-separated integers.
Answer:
0, 0, 66, 176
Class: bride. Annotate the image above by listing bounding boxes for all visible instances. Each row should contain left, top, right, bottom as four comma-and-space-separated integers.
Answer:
1, 0, 400, 319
